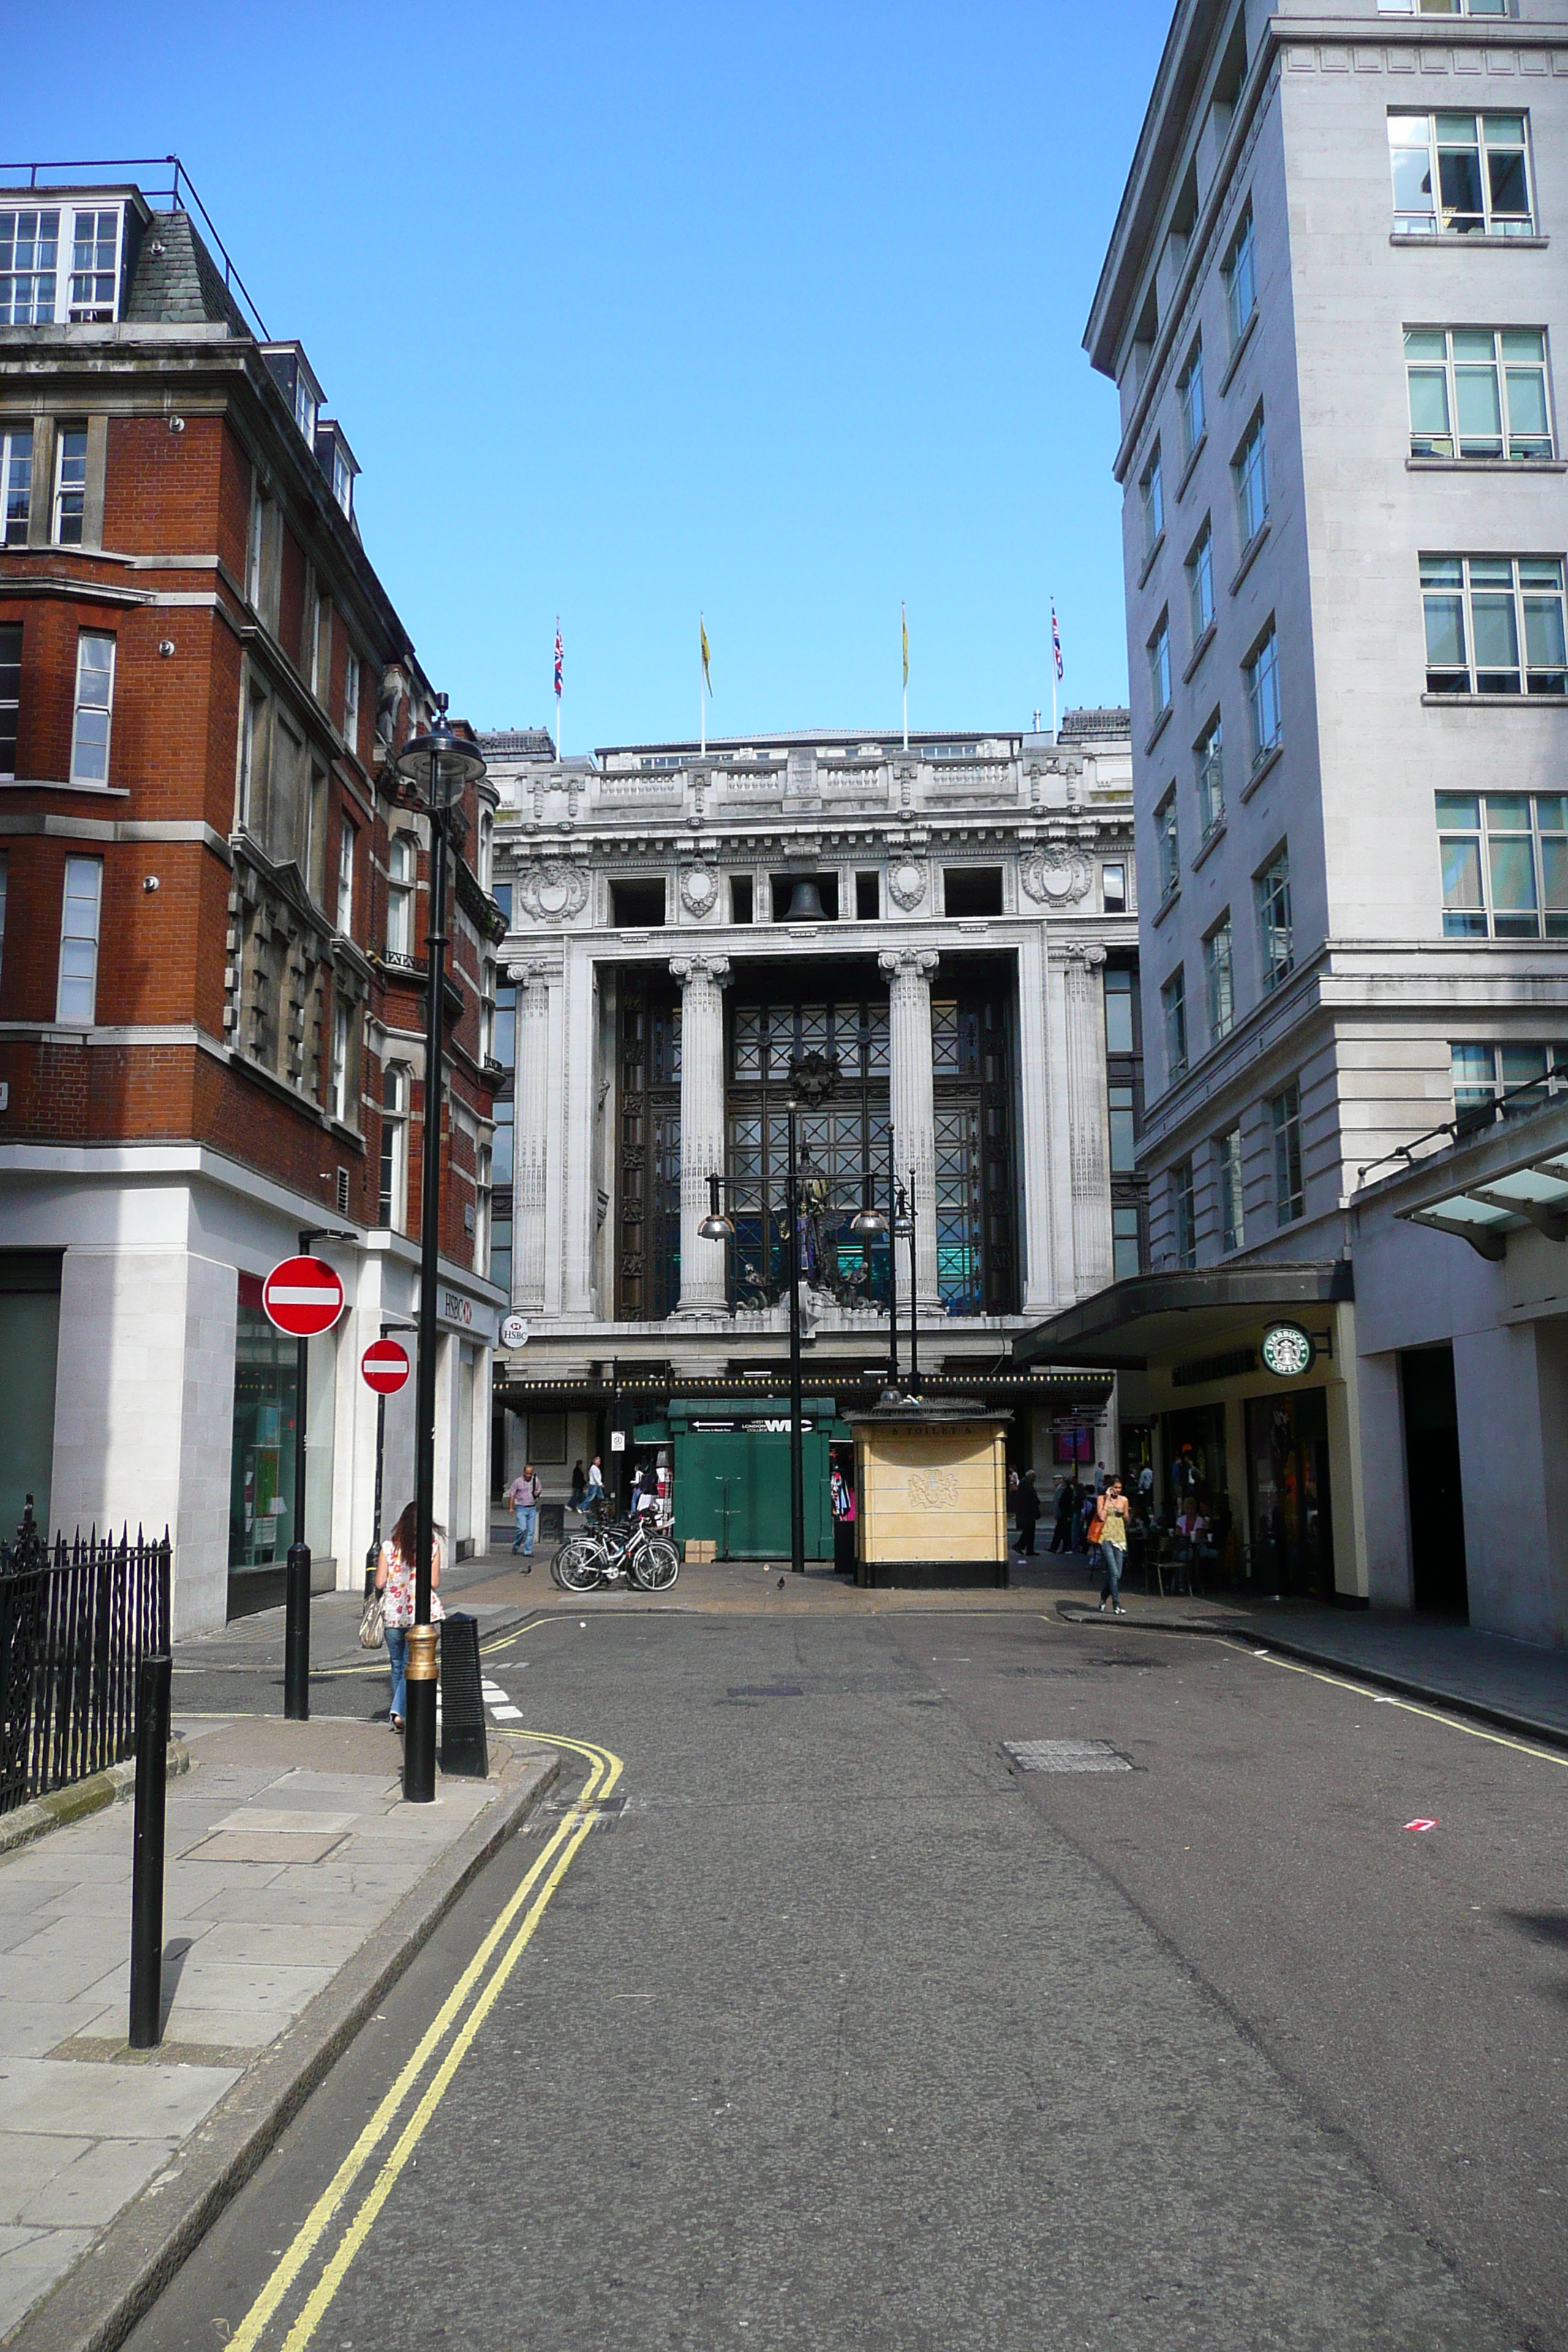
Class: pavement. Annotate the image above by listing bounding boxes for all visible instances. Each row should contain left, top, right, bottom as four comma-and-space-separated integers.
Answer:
0, 1690, 558, 2351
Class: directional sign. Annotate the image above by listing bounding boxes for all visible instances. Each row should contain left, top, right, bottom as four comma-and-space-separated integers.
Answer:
263, 1255, 346, 1338
361, 1338, 410, 1395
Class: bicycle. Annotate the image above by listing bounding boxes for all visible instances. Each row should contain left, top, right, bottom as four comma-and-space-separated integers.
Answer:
551, 1512, 679, 1594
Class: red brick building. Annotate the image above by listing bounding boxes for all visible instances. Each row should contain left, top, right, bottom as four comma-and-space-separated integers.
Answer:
0, 170, 505, 1628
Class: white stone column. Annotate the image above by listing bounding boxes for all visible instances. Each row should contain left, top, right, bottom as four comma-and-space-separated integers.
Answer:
509, 960, 551, 1311
1061, 942, 1111, 1299
880, 948, 940, 1309
1015, 932, 1055, 1315
560, 948, 595, 1314
670, 952, 731, 1316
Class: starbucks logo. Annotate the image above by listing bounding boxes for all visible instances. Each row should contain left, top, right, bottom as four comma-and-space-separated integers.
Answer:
1260, 1322, 1315, 1379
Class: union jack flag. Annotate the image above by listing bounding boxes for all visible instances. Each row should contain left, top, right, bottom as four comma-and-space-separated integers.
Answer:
554, 621, 563, 698
1051, 600, 1063, 682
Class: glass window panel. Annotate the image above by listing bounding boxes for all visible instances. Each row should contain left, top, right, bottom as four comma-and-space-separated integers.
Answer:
1536, 794, 1568, 831
1486, 794, 1531, 829
1404, 327, 1446, 362
1104, 970, 1134, 1053
1541, 837, 1568, 914
1408, 369, 1452, 443
1454, 361, 1504, 447
1501, 329, 1545, 363
1471, 592, 1520, 678
1441, 839, 1483, 908
1499, 1044, 1549, 1088
1524, 594, 1566, 674
1506, 365, 1550, 445
1422, 556, 1463, 587
1488, 145, 1529, 219
1436, 791, 1480, 826
1437, 144, 1484, 220
1424, 592, 1466, 670
1488, 834, 1537, 913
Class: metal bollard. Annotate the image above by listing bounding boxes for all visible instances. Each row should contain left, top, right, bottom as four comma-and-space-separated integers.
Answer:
284, 1541, 311, 1719
129, 1653, 172, 2051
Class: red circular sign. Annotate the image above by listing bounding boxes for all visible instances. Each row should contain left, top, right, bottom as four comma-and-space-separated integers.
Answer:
361, 1338, 411, 1395
262, 1255, 346, 1338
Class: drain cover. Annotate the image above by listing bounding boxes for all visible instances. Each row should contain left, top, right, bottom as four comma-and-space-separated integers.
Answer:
1004, 1739, 1131, 1773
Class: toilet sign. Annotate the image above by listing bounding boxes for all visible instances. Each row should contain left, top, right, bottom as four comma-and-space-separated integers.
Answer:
361, 1339, 411, 1395
262, 1256, 345, 1338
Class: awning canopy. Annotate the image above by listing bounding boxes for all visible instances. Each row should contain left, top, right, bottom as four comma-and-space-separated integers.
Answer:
1399, 1132, 1568, 1259
1013, 1262, 1354, 1372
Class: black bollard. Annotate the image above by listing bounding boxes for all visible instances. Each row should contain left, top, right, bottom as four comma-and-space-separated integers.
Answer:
284, 1541, 311, 1720
129, 1653, 172, 2051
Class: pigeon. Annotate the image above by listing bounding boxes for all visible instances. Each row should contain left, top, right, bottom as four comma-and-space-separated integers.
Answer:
777, 1577, 785, 1589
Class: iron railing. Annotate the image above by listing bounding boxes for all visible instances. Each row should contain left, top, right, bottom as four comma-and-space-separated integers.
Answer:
0, 1501, 171, 1815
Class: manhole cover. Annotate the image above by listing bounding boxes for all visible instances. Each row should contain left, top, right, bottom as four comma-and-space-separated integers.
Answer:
1003, 1739, 1132, 1773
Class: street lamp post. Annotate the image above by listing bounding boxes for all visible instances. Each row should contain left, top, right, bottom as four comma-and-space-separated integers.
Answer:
391, 698, 486, 1806
851, 1124, 896, 1391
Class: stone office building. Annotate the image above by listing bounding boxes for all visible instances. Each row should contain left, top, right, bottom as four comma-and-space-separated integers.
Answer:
486, 717, 1142, 1538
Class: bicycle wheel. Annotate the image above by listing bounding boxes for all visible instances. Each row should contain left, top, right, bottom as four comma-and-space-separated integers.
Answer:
631, 1538, 680, 1591
552, 1539, 603, 1594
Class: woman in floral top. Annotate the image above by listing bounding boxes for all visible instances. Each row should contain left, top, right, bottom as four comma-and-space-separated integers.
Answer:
375, 1499, 444, 1732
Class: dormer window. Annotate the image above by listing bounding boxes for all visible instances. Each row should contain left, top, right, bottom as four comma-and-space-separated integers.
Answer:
314, 421, 359, 521
0, 203, 125, 325
262, 344, 324, 448
332, 443, 352, 512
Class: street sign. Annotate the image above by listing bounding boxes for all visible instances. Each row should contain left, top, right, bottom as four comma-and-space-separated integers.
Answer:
361, 1339, 410, 1395
500, 1313, 530, 1349
263, 1255, 346, 1338
609, 1430, 627, 1452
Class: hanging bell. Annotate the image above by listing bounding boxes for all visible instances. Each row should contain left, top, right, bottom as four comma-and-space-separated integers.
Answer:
783, 876, 829, 922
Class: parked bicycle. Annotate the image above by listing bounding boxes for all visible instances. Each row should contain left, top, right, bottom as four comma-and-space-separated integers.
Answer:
552, 1513, 679, 1594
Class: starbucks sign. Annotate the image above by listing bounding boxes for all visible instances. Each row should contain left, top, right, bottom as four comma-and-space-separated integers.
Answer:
1260, 1322, 1316, 1379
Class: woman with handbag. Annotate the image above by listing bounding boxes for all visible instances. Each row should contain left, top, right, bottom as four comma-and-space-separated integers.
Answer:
1096, 1478, 1130, 1616
374, 1499, 444, 1733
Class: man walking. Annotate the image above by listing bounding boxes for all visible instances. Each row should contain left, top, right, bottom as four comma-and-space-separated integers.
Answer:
1048, 1478, 1074, 1555
507, 1463, 541, 1563
1014, 1469, 1041, 1559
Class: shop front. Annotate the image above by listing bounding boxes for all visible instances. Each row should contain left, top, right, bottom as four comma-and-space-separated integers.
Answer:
652, 1397, 848, 1561
1014, 1264, 1365, 1601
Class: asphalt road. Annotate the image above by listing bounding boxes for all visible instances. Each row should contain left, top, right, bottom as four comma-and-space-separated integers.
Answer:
132, 1607, 1566, 2351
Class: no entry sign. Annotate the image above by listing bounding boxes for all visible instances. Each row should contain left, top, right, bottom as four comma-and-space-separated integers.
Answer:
262, 1255, 346, 1338
361, 1338, 411, 1395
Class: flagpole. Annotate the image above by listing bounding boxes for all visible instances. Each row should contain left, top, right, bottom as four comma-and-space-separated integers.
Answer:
700, 614, 706, 758
901, 600, 908, 753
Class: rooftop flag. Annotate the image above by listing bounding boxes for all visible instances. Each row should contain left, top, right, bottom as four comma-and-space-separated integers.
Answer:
1052, 600, 1063, 682
701, 615, 712, 695
554, 620, 563, 698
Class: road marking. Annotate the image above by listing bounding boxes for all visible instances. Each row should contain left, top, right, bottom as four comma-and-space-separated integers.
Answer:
1245, 1648, 1568, 1771
227, 1731, 621, 2352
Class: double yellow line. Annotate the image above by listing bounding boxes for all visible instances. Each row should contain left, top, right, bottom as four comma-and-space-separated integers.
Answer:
229, 1733, 622, 2352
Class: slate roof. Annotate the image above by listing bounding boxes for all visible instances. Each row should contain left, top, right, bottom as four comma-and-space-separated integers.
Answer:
124, 209, 249, 335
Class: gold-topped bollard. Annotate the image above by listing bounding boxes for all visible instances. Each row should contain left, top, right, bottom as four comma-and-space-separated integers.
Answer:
404, 1624, 440, 1802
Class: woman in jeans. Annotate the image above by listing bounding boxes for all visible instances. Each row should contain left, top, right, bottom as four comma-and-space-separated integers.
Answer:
375, 1499, 443, 1732
1096, 1477, 1130, 1616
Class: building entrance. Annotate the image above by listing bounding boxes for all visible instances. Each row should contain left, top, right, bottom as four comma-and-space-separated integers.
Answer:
1245, 1389, 1333, 1597
1401, 1346, 1469, 1618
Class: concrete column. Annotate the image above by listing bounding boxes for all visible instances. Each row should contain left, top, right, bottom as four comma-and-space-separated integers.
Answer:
669, 952, 731, 1316
1061, 942, 1110, 1299
1015, 932, 1055, 1315
880, 948, 939, 1309
510, 960, 551, 1311
560, 949, 595, 1315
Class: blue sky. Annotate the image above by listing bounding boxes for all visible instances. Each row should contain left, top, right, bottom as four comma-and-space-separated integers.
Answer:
13, 1, 1169, 747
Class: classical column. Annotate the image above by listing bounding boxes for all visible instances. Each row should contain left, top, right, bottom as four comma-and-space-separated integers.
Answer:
880, 948, 940, 1310
509, 960, 551, 1311
1015, 931, 1056, 1316
670, 953, 731, 1316
1061, 942, 1111, 1297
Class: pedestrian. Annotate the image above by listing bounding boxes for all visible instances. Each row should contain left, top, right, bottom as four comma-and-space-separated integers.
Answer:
633, 1461, 657, 1516
1047, 1477, 1074, 1554
1096, 1477, 1130, 1616
584, 1455, 606, 1518
374, 1499, 443, 1733
506, 1462, 541, 1564
1014, 1469, 1041, 1558
569, 1459, 586, 1512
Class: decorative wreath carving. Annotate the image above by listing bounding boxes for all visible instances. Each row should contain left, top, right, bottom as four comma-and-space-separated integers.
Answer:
907, 1469, 960, 1511
887, 860, 927, 911
1020, 844, 1093, 905
679, 865, 720, 916
516, 861, 589, 921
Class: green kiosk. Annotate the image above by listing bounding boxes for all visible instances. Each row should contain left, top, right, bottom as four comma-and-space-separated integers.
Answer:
636, 1397, 849, 1561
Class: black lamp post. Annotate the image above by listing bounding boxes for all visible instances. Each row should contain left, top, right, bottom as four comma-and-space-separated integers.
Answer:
851, 1123, 899, 1392
391, 696, 486, 1806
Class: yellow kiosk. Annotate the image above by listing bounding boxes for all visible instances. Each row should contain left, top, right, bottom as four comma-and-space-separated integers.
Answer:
847, 1400, 1011, 1588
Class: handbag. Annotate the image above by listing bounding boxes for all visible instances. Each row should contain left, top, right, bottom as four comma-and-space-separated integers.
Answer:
358, 1583, 386, 1651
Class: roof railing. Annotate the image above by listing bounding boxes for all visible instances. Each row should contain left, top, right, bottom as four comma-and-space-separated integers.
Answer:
0, 154, 270, 340
1357, 1055, 1568, 1192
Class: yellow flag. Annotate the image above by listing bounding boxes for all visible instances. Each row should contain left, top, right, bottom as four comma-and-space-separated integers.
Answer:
902, 602, 908, 690
701, 616, 712, 695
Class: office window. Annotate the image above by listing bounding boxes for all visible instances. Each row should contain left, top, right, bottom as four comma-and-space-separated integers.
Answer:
56, 854, 103, 1025
1420, 555, 1566, 695
1256, 845, 1294, 990
0, 208, 59, 323
68, 210, 120, 321
0, 622, 18, 782
1388, 111, 1534, 237
1188, 521, 1215, 643
1161, 968, 1188, 1082
1217, 1126, 1245, 1252
1244, 621, 1282, 762
1104, 965, 1135, 1053
246, 486, 266, 608
1147, 611, 1172, 718
1102, 862, 1127, 914
386, 834, 417, 957
1109, 1081, 1136, 1173
1, 427, 31, 546
53, 427, 87, 545
1204, 917, 1235, 1042
1172, 1159, 1197, 1268
1436, 791, 1568, 938
1381, 0, 1511, 15
1195, 712, 1224, 839
330, 1000, 353, 1126
1156, 787, 1180, 900
1224, 206, 1256, 347
336, 819, 355, 933
69, 631, 115, 785
1234, 407, 1269, 545
1112, 1202, 1142, 1281
1406, 328, 1553, 461
1141, 444, 1164, 556
379, 1063, 410, 1229
476, 1146, 492, 1278
1452, 1041, 1568, 1120
343, 648, 361, 755
1271, 1083, 1305, 1224
1179, 339, 1206, 457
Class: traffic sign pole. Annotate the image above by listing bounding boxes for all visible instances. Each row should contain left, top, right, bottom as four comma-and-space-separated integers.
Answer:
361, 1335, 413, 1585
263, 1239, 352, 1724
